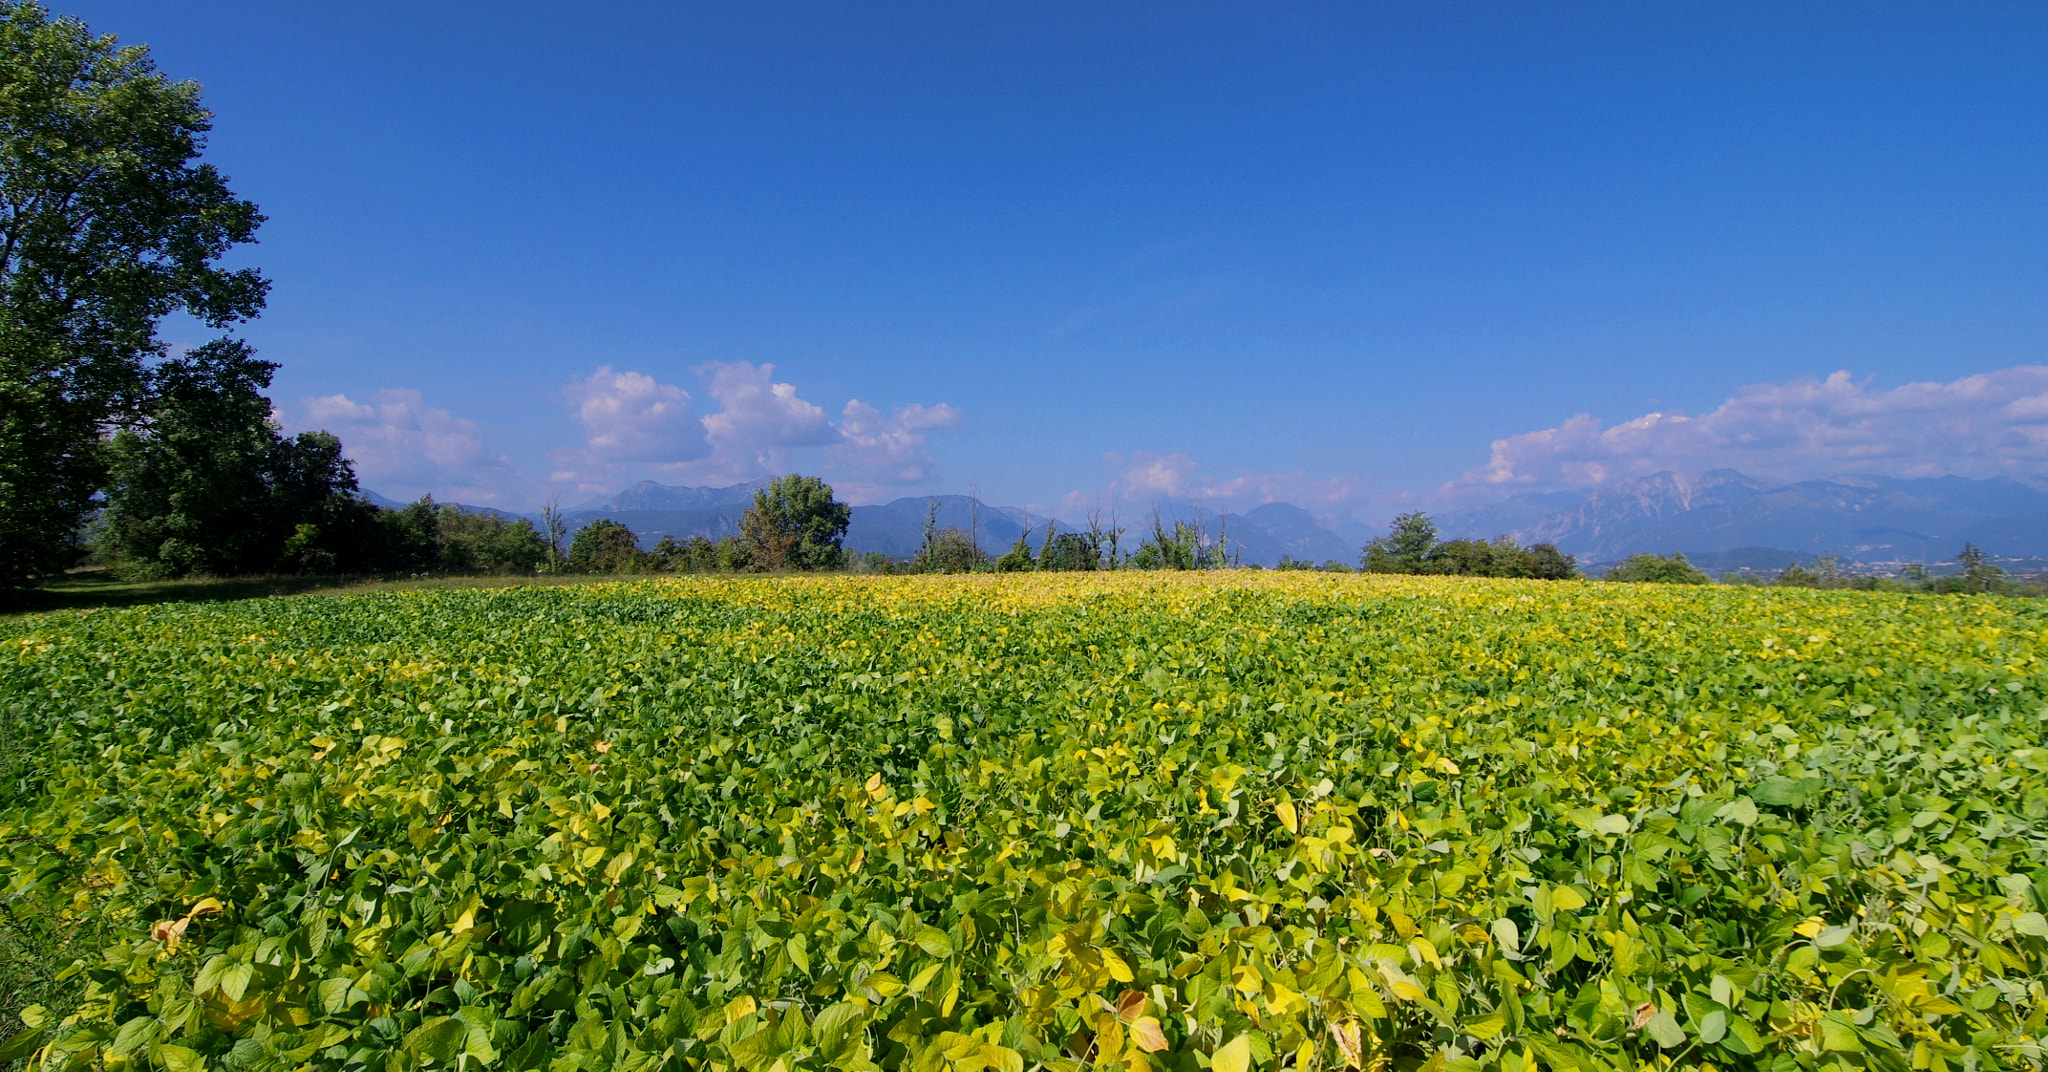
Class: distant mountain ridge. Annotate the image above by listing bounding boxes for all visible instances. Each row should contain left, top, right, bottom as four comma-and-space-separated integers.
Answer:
528, 479, 1372, 566
1436, 469, 2048, 566
359, 469, 2048, 571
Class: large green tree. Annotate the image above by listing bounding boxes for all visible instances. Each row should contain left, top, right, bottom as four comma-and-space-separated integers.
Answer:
1361, 511, 1438, 573
739, 474, 851, 571
0, 3, 266, 585
96, 340, 369, 577
567, 519, 644, 573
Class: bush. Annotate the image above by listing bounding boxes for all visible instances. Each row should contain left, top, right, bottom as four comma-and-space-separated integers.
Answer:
1604, 553, 1711, 584
993, 535, 1035, 572
913, 528, 988, 573
567, 519, 644, 573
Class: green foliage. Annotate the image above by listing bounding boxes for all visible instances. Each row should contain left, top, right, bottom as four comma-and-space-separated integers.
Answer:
992, 535, 1035, 573
1363, 513, 1577, 580
95, 341, 370, 577
1523, 542, 1577, 580
430, 506, 549, 575
912, 527, 987, 573
650, 536, 721, 574
1958, 543, 2008, 594
1605, 552, 1713, 585
1362, 511, 1439, 573
1132, 516, 1220, 571
0, 3, 267, 586
1036, 532, 1100, 572
2, 574, 2045, 1072
740, 475, 850, 572
566, 519, 643, 573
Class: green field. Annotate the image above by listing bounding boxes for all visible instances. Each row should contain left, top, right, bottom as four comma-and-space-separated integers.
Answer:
2, 574, 2045, 1072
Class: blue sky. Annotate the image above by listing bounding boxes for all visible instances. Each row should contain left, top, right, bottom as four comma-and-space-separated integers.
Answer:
73, 1, 2048, 518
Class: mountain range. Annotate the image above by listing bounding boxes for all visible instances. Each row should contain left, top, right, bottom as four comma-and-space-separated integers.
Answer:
1434, 470, 2048, 568
366, 469, 2048, 572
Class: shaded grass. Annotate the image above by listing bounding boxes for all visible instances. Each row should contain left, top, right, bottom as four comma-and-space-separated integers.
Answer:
0, 570, 367, 615
0, 568, 672, 618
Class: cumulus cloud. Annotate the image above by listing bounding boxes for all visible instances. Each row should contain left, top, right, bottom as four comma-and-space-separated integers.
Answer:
1455, 365, 2048, 493
1061, 451, 1365, 516
301, 389, 524, 504
562, 366, 706, 464
550, 361, 963, 496
831, 400, 963, 491
695, 361, 840, 476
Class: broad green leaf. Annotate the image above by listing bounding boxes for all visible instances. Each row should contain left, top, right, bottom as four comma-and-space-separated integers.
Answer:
1645, 1010, 1686, 1049
406, 1017, 468, 1063
107, 1017, 157, 1058
811, 1003, 866, 1056
152, 1044, 205, 1072
217, 962, 254, 1003
914, 925, 953, 958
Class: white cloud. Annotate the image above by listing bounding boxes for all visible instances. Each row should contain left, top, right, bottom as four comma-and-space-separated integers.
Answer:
694, 361, 840, 477
562, 365, 706, 464
301, 389, 524, 504
831, 400, 963, 495
549, 361, 963, 497
1060, 451, 1365, 516
1455, 365, 2048, 494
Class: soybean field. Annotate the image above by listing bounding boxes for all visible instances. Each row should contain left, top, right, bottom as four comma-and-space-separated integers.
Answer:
2, 574, 2046, 1072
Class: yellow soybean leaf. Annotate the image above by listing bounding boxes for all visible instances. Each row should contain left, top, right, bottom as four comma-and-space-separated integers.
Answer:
1102, 947, 1135, 983
1232, 965, 1263, 996
1213, 1033, 1252, 1072
1276, 799, 1299, 835
1550, 885, 1587, 912
1130, 1017, 1168, 1053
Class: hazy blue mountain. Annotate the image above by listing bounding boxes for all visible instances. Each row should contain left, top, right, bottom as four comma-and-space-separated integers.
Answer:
1228, 502, 1360, 565
597, 478, 772, 512
362, 489, 525, 520
552, 479, 769, 546
1322, 516, 1382, 551
844, 496, 1057, 558
1940, 513, 2048, 559
1438, 470, 2048, 565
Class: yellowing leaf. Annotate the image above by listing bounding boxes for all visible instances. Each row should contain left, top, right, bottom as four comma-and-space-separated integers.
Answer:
1130, 1017, 1168, 1053
1101, 947, 1135, 983
1213, 1033, 1252, 1072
